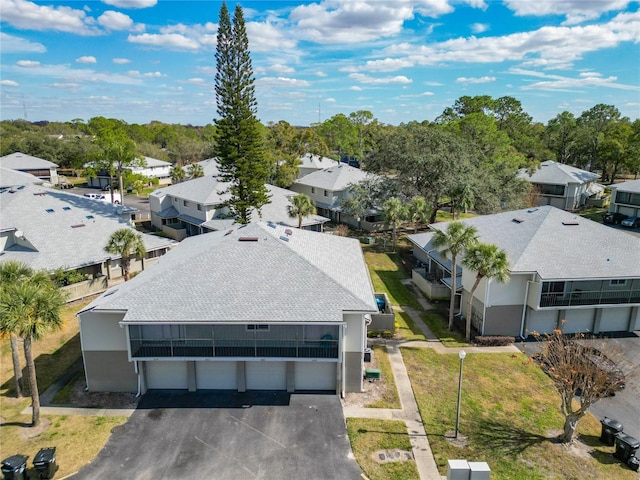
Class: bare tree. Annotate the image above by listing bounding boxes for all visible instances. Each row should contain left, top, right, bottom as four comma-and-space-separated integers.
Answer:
532, 330, 628, 443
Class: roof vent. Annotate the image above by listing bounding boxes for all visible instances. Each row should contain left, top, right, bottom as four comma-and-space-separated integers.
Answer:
279, 235, 290, 242
238, 236, 259, 242
562, 221, 579, 226
33, 192, 47, 196
46, 208, 54, 213
512, 218, 524, 224
71, 224, 85, 228
285, 229, 293, 236
527, 208, 539, 213
267, 222, 276, 228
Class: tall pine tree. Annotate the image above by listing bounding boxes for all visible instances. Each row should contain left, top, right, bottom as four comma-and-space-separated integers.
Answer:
214, 3, 269, 224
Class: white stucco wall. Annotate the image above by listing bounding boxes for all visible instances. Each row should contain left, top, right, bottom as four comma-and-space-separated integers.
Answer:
486, 274, 529, 306
79, 311, 128, 351
343, 313, 365, 353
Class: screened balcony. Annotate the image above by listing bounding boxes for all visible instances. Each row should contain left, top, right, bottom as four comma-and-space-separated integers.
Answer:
539, 279, 640, 308
129, 324, 339, 359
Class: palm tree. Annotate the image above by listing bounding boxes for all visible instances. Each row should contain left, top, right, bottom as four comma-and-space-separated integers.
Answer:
187, 163, 204, 179
0, 260, 33, 398
0, 271, 66, 426
432, 222, 478, 330
408, 196, 430, 233
170, 165, 186, 184
382, 197, 406, 252
462, 242, 510, 341
105, 229, 146, 281
287, 194, 316, 229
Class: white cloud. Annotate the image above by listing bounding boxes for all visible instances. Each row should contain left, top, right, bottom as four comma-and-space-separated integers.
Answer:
184, 78, 207, 84
290, 0, 443, 44
350, 86, 363, 91
471, 23, 489, 33
98, 10, 142, 31
76, 56, 97, 64
462, 0, 488, 9
246, 21, 297, 52
456, 75, 495, 84
360, 57, 415, 72
0, 33, 46, 54
1, 80, 19, 87
102, 0, 157, 8
1, 0, 99, 35
51, 83, 81, 89
325, 97, 336, 102
315, 71, 328, 77
268, 64, 296, 74
16, 60, 40, 68
348, 73, 412, 84
113, 58, 131, 64
259, 77, 312, 87
127, 33, 200, 50
142, 71, 165, 78
511, 68, 640, 91
398, 91, 435, 98
504, 0, 631, 25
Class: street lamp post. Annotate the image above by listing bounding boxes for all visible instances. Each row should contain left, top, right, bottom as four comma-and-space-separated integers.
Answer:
454, 350, 466, 439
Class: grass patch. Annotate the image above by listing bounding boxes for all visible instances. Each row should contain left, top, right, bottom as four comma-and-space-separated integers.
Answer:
395, 311, 425, 342
52, 371, 83, 404
347, 418, 420, 480
421, 312, 469, 347
364, 251, 422, 310
0, 296, 127, 478
402, 347, 636, 480
366, 345, 401, 409
578, 207, 607, 223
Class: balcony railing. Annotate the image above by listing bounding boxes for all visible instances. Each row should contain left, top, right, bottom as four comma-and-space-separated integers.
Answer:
130, 338, 339, 359
540, 289, 640, 308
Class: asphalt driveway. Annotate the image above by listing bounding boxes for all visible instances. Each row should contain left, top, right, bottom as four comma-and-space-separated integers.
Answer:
71, 391, 363, 480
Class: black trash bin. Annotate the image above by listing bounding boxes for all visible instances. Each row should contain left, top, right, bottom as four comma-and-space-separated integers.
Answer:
1, 455, 28, 480
600, 417, 624, 446
626, 455, 640, 472
364, 348, 372, 362
33, 447, 56, 479
614, 433, 640, 462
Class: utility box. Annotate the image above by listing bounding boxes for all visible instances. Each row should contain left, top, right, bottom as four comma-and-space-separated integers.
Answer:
446, 459, 470, 480
365, 368, 381, 381
364, 348, 372, 362
468, 461, 491, 479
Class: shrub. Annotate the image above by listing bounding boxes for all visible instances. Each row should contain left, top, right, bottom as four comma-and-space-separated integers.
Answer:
474, 335, 515, 346
51, 268, 87, 287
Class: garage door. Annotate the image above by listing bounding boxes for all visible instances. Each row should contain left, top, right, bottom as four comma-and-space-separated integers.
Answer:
295, 362, 337, 391
525, 309, 558, 336
245, 361, 286, 390
146, 361, 188, 390
562, 309, 595, 334
196, 361, 237, 390
598, 307, 631, 333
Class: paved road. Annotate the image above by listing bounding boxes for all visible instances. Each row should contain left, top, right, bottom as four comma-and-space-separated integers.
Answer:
71, 391, 362, 480
65, 186, 151, 219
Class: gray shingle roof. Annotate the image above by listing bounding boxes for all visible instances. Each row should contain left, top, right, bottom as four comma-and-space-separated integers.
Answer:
610, 179, 640, 194
299, 153, 339, 170
0, 152, 59, 169
293, 164, 376, 191
150, 175, 232, 205
408, 205, 640, 280
0, 168, 43, 188
517, 160, 599, 185
83, 222, 377, 323
0, 185, 175, 271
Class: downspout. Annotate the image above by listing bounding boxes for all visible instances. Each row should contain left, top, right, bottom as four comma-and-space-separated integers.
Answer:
520, 276, 534, 338
134, 361, 142, 397
482, 278, 489, 336
341, 324, 346, 399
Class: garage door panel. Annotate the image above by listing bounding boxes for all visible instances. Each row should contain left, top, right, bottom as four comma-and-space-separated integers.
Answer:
563, 309, 595, 334
196, 361, 237, 390
146, 361, 188, 390
525, 309, 557, 336
246, 361, 286, 390
295, 362, 336, 391
598, 308, 631, 333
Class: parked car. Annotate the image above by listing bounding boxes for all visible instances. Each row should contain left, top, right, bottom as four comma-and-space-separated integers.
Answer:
603, 212, 628, 225
102, 184, 112, 191
621, 216, 640, 228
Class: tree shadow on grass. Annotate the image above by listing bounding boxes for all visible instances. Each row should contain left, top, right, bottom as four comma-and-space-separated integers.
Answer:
1, 333, 81, 396
471, 418, 549, 455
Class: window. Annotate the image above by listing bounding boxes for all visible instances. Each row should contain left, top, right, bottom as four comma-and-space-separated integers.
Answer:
609, 279, 628, 287
183, 200, 188, 207
615, 191, 640, 207
537, 184, 565, 196
311, 187, 316, 194
246, 324, 269, 331
197, 204, 203, 211
323, 190, 328, 197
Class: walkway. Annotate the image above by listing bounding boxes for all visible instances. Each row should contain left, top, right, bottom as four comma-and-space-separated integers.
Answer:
342, 281, 519, 479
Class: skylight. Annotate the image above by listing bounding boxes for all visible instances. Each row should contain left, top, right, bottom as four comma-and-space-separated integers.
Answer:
46, 209, 54, 213
86, 215, 95, 219
63, 206, 71, 211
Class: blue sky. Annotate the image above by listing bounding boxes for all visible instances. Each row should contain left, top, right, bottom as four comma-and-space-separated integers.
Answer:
1, 0, 639, 126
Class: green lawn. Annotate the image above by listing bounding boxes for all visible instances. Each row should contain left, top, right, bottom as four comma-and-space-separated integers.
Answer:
402, 347, 636, 480
364, 251, 423, 310
366, 345, 401, 409
346, 418, 420, 480
421, 312, 469, 347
